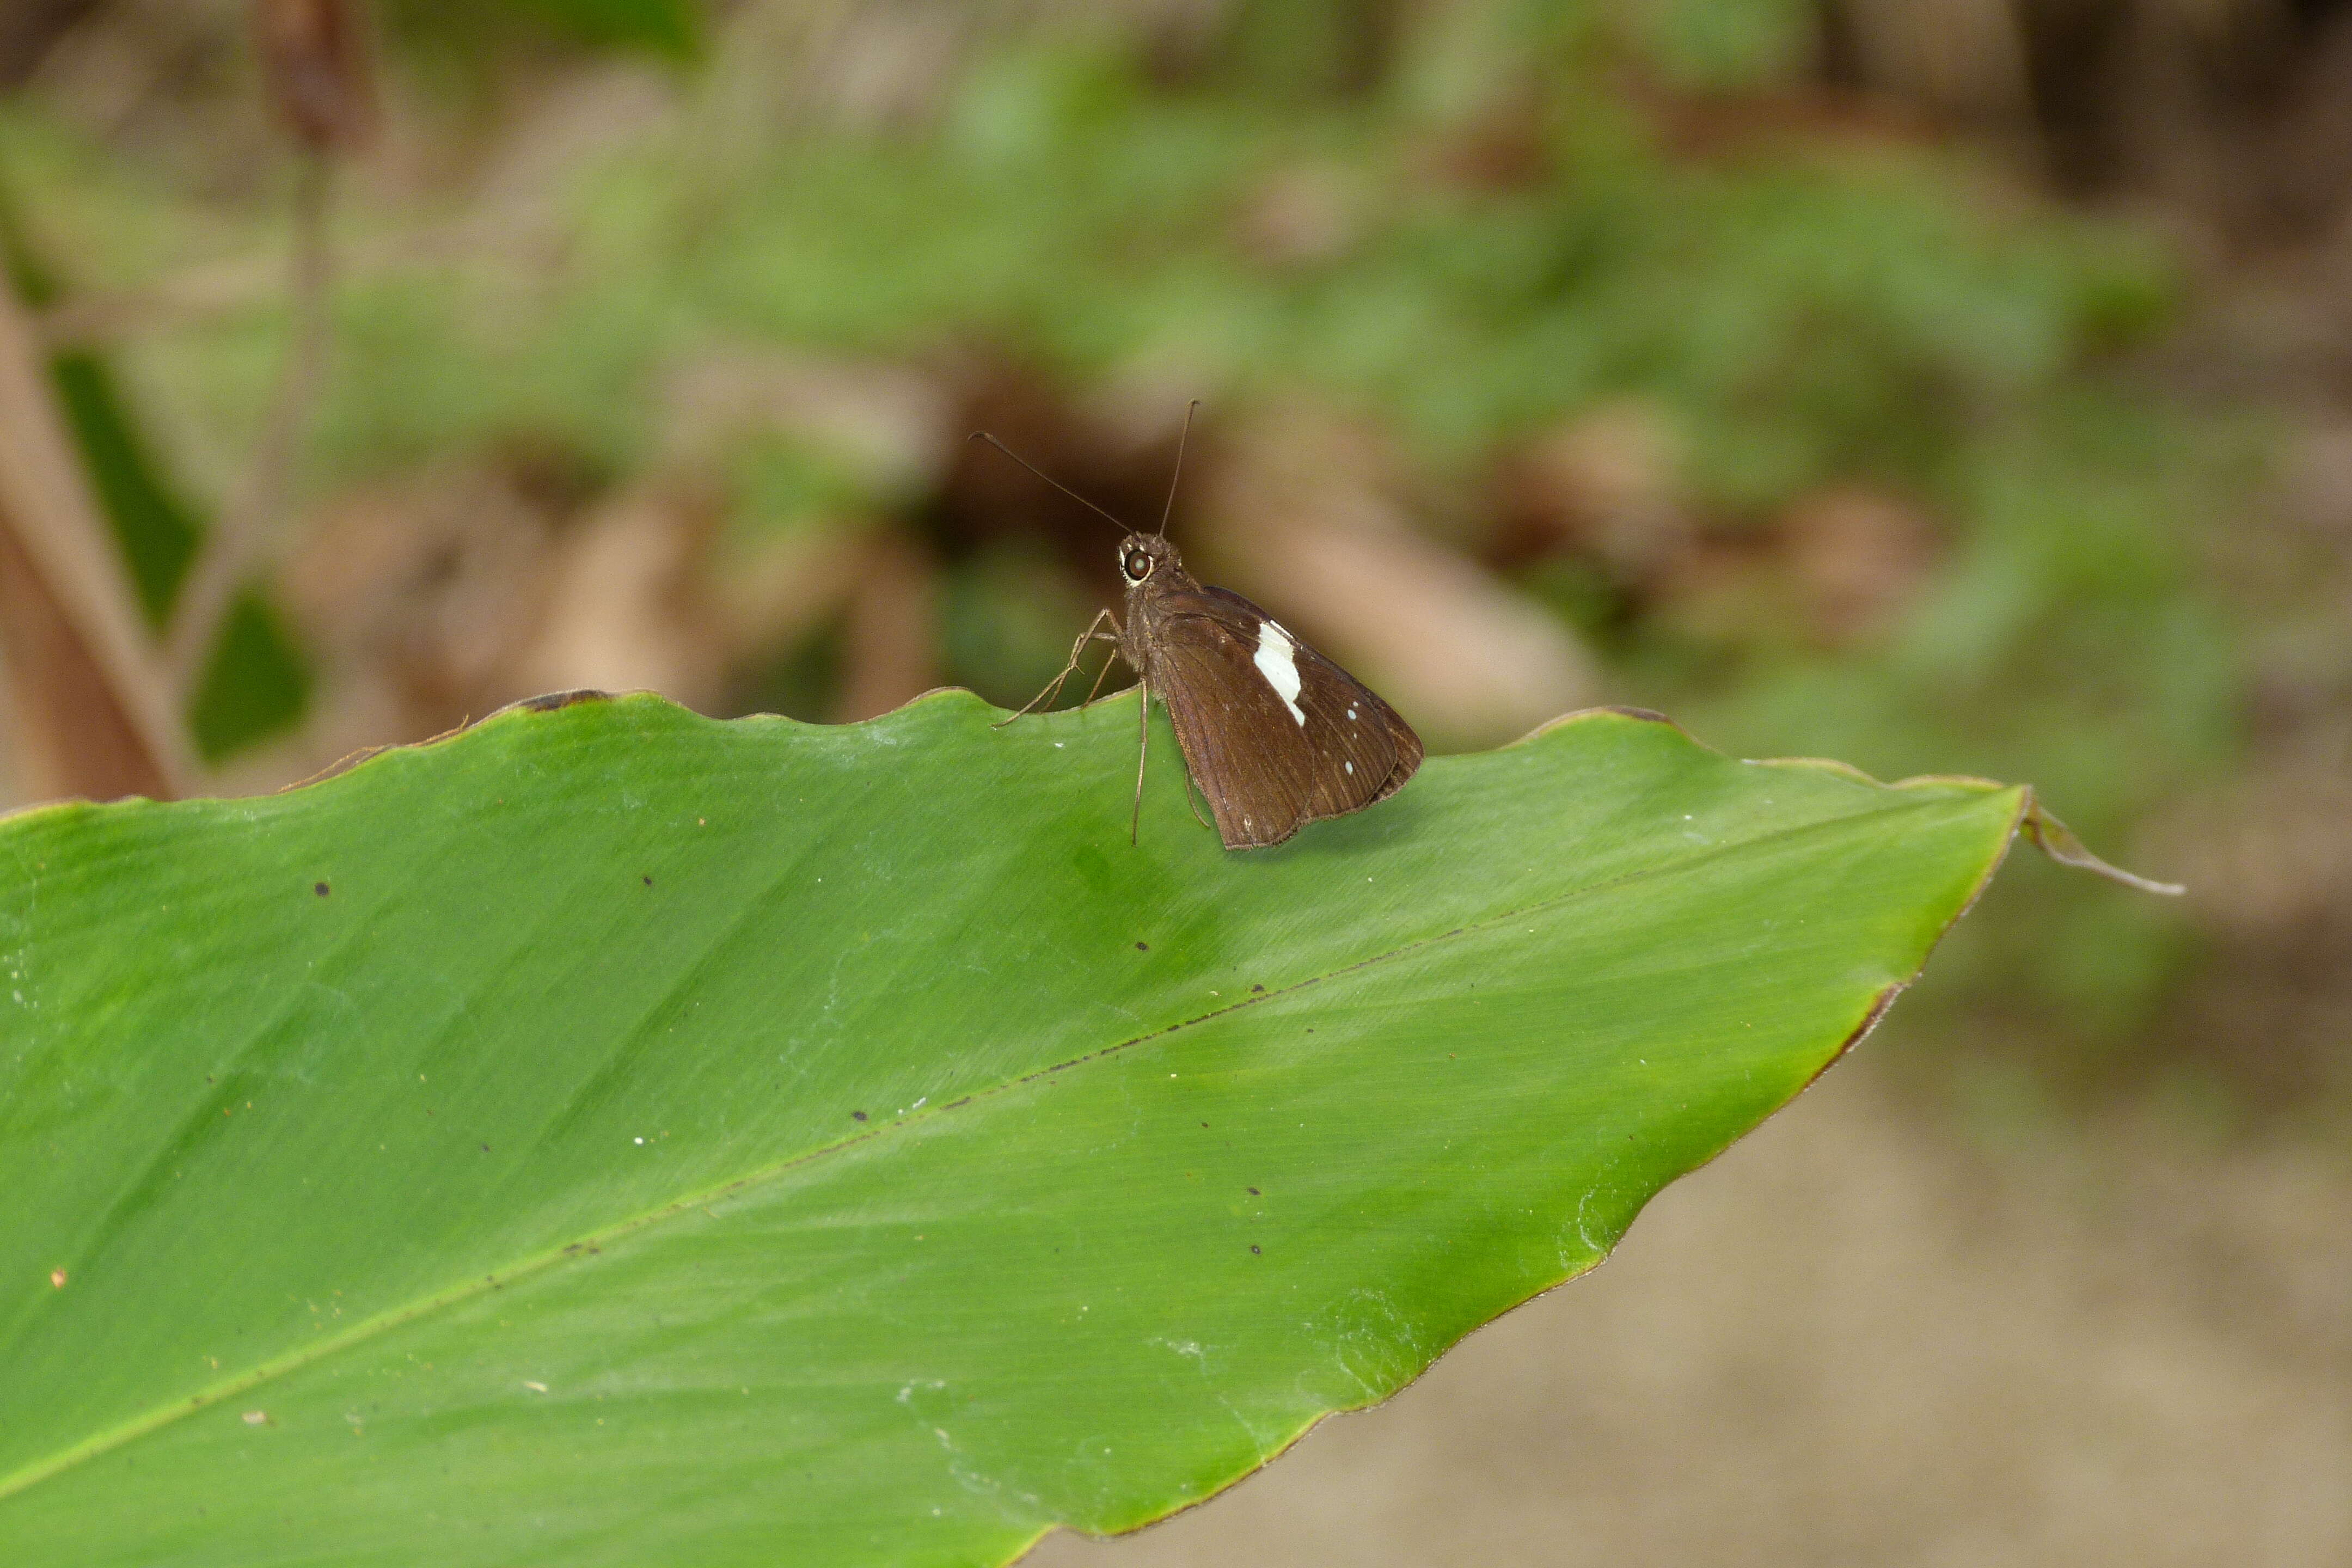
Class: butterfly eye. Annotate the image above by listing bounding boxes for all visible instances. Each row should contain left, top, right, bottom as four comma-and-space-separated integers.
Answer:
1124, 549, 1153, 580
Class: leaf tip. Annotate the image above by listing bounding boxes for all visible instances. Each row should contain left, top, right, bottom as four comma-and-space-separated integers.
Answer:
2019, 794, 2183, 896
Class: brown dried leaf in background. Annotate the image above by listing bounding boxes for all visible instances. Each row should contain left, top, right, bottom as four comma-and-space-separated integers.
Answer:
515, 487, 727, 712
1236, 163, 1361, 268
661, 350, 953, 506
658, 351, 965, 719
834, 528, 941, 722
708, 523, 868, 664
251, 0, 375, 154
1409, 88, 1552, 192
2282, 420, 2352, 543
1828, 0, 2032, 131
1646, 532, 1786, 648
1647, 487, 1939, 652
0, 280, 188, 803
1779, 486, 1939, 645
277, 462, 567, 763
0, 525, 171, 804
1492, 401, 1690, 581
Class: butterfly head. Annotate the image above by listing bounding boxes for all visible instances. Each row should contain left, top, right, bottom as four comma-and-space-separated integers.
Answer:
1119, 533, 1179, 586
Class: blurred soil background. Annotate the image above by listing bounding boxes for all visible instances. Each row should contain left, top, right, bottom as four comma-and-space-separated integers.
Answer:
0, 0, 2346, 1560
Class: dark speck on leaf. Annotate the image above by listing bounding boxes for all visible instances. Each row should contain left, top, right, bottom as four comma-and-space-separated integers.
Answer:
1247, 1187, 1259, 1196
1251, 984, 1263, 993
852, 1111, 868, 1122
314, 882, 329, 897
642, 875, 653, 886
1135, 941, 1149, 952
481, 1144, 490, 1153
1249, 1245, 1261, 1255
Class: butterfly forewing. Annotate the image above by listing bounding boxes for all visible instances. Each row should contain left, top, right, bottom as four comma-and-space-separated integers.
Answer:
1142, 585, 1422, 849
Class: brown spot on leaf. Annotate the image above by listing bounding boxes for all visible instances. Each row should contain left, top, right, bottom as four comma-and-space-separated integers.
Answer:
518, 688, 611, 713
314, 881, 329, 897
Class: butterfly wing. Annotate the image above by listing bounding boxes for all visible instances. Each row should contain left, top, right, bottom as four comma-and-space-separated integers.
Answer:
1143, 584, 1422, 849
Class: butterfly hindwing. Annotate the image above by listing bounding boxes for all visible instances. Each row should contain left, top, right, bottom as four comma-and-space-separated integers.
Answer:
1142, 585, 1422, 849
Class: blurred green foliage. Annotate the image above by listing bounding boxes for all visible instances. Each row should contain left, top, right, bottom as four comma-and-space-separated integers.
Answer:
0, 176, 200, 623
383, 0, 703, 68
0, 0, 2246, 1048
48, 350, 204, 626
188, 587, 312, 764
0, 169, 308, 761
728, 434, 881, 536
1626, 0, 1816, 87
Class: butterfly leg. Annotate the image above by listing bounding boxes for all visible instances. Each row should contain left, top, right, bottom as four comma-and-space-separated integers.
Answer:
994, 609, 1121, 728
1130, 672, 1149, 845
1181, 768, 1214, 831
1075, 627, 1128, 709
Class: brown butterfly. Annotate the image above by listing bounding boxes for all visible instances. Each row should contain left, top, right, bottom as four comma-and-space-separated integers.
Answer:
981, 411, 1422, 849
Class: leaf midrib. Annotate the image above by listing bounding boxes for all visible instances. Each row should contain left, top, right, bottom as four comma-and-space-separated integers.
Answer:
0, 785, 2012, 1504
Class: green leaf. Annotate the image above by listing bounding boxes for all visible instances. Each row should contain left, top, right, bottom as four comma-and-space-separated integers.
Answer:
0, 693, 2029, 1564
45, 351, 311, 765
384, 0, 703, 63
519, 0, 702, 60
1, 171, 310, 761
187, 587, 310, 764
1620, 0, 1815, 89
5, 139, 200, 631
46, 348, 201, 628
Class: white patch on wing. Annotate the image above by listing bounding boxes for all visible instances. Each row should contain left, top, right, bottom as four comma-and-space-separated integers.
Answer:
1253, 621, 1307, 726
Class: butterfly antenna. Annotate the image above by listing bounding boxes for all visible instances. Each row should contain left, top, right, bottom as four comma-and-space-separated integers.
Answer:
969, 432, 1129, 535
1156, 399, 1198, 540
